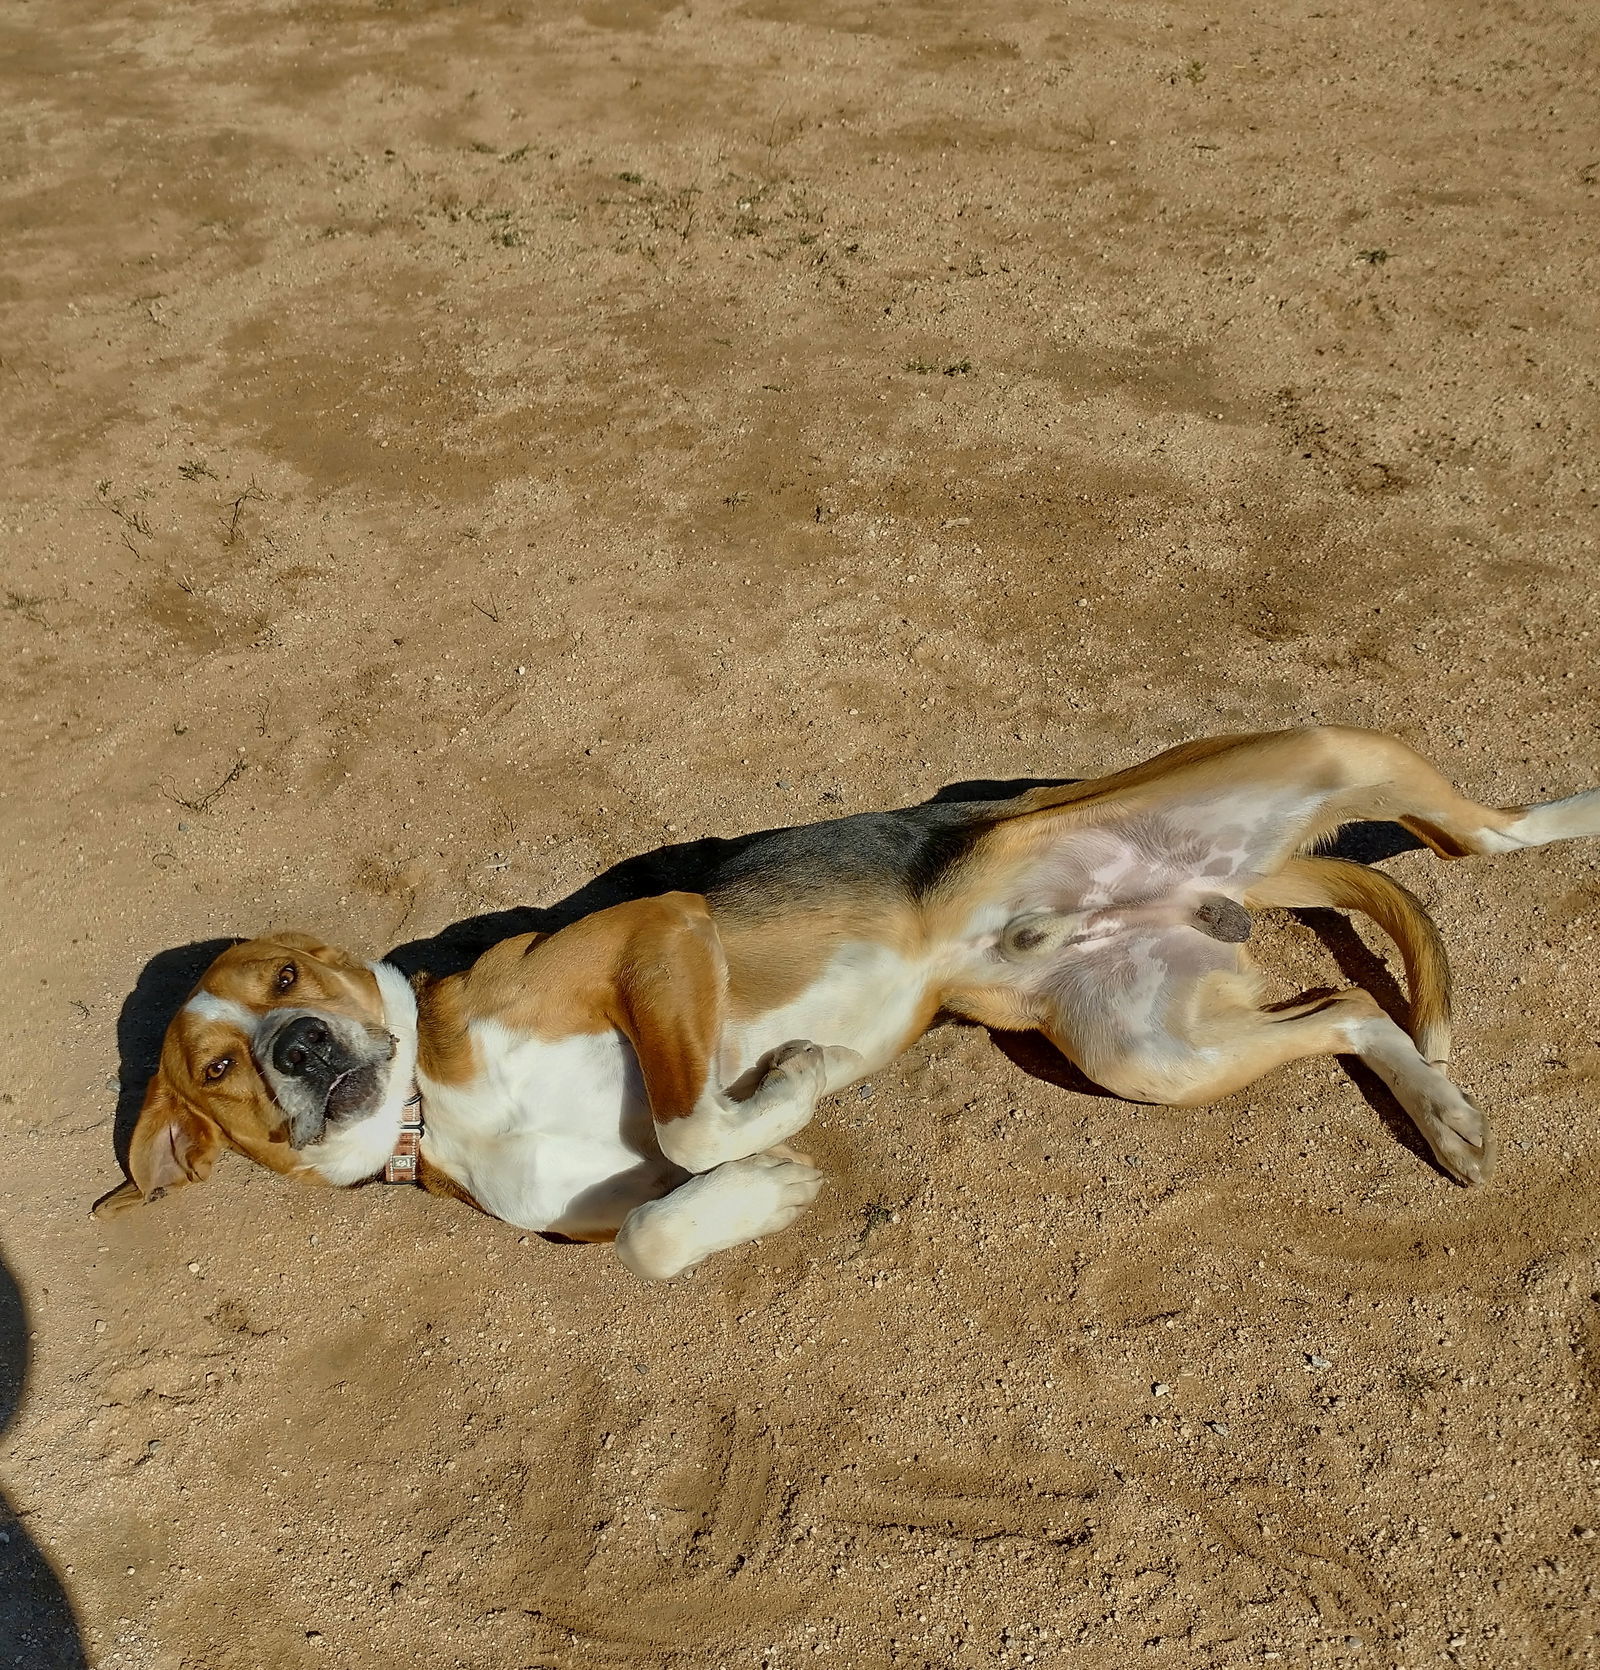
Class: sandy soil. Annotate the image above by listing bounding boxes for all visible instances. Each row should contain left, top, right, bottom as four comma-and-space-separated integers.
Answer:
3, 0, 1599, 1665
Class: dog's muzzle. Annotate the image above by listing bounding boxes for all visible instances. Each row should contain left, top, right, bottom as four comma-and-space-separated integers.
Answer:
259, 1010, 394, 1148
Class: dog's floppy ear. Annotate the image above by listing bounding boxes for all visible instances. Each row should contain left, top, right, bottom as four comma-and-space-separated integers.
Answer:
93, 1079, 223, 1217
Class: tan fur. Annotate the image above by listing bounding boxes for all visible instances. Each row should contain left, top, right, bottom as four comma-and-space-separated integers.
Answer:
100, 727, 1600, 1246
1246, 856, 1453, 1064
717, 898, 924, 1022
203, 931, 384, 1017
411, 969, 481, 1088
606, 896, 729, 1123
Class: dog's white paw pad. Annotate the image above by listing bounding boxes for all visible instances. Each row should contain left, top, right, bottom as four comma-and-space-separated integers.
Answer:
690, 1154, 825, 1241
763, 1040, 826, 1080
1416, 1090, 1496, 1187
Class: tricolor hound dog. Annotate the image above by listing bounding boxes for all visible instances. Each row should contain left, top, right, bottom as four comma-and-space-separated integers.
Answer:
98, 728, 1600, 1278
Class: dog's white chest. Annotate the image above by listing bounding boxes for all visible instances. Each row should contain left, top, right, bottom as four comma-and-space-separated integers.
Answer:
419, 1023, 668, 1231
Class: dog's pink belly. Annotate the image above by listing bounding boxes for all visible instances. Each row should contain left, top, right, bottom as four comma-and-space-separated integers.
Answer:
1018, 789, 1322, 914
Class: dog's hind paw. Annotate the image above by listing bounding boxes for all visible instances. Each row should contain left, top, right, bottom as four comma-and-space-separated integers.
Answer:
1409, 1083, 1496, 1187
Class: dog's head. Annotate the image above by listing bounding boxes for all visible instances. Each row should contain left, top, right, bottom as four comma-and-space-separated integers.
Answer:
96, 933, 415, 1216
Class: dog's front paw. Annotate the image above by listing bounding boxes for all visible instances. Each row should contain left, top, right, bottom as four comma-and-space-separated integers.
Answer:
766, 1038, 827, 1072
713, 1151, 827, 1240
616, 1153, 826, 1280
762, 1039, 864, 1098
668, 1153, 825, 1257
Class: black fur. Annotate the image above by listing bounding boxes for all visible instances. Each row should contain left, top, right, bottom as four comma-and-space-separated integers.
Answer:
705, 799, 1005, 911
375, 775, 1416, 980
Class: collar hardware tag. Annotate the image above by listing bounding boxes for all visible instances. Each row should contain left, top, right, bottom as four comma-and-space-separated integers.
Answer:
383, 1092, 424, 1185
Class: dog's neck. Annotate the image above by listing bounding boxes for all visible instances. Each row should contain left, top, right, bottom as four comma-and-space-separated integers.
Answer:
362, 969, 489, 1208
374, 961, 425, 1184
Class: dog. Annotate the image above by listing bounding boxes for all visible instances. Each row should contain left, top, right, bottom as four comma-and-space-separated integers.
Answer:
97, 727, 1600, 1277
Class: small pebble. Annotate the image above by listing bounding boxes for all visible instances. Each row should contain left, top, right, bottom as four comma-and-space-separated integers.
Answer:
93, 1320, 107, 1335
187, 1262, 201, 1274
1207, 1421, 1229, 1436
1307, 1353, 1332, 1369
1152, 1382, 1172, 1397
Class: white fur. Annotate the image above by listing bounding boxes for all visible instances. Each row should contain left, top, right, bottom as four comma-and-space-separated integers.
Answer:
382, 944, 921, 1226
615, 1153, 825, 1280
417, 1020, 680, 1233
1338, 1011, 1492, 1186
724, 942, 929, 1083
1483, 789, 1600, 852
653, 1040, 862, 1172
184, 991, 257, 1031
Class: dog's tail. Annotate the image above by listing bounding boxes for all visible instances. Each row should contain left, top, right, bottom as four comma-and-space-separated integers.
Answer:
1244, 856, 1452, 1065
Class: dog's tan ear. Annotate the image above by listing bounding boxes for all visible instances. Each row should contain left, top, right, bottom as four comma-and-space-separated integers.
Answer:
95, 1079, 223, 1216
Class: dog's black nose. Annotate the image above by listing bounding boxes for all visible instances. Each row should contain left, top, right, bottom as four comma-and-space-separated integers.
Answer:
272, 1015, 334, 1077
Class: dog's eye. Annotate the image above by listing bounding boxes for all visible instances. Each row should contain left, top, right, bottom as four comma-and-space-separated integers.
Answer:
204, 1057, 233, 1082
275, 962, 297, 993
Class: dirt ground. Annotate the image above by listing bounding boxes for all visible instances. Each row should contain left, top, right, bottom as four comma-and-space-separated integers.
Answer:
3, 0, 1599, 1665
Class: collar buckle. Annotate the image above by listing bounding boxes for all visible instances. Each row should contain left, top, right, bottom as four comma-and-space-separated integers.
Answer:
383, 1090, 424, 1185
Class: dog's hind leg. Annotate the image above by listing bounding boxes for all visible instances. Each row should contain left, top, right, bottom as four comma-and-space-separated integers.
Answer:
1296, 730, 1600, 860
1042, 974, 1494, 1187
1471, 789, 1600, 853
987, 725, 1600, 870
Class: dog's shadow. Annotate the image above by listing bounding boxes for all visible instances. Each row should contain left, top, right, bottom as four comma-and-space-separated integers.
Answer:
107, 781, 1436, 1183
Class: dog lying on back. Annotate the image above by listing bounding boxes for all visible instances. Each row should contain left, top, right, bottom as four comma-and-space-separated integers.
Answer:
99, 728, 1600, 1278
